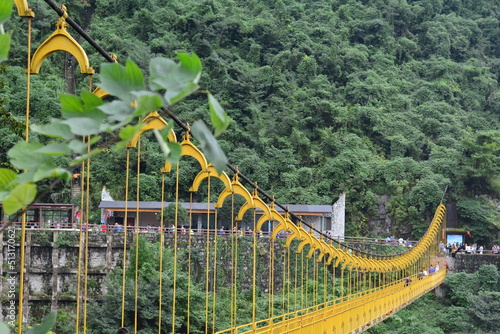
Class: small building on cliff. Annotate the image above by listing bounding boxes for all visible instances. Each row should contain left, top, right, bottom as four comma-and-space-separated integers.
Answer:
99, 194, 345, 238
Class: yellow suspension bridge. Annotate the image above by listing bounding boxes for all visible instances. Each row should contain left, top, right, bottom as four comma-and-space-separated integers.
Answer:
7, 1, 447, 333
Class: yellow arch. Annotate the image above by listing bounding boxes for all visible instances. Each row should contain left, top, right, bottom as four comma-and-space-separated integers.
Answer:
359, 256, 372, 271
339, 248, 355, 268
296, 228, 315, 255
305, 235, 326, 260
270, 209, 301, 241
255, 213, 273, 232
215, 177, 254, 209
127, 111, 177, 149
308, 236, 326, 262
325, 242, 342, 265
30, 13, 94, 74
314, 239, 330, 262
236, 188, 272, 224
13, 0, 34, 17
362, 203, 446, 272
284, 219, 306, 247
92, 86, 110, 100
190, 164, 231, 192
163, 135, 208, 173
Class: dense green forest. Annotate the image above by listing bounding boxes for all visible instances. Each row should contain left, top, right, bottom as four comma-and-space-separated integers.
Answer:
2, 0, 500, 242
2, 1, 500, 333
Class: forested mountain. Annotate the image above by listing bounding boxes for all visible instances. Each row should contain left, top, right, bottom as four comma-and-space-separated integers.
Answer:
2, 0, 500, 242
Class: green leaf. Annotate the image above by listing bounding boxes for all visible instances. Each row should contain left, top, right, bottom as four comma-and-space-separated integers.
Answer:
166, 142, 182, 163
0, 322, 10, 334
0, 191, 9, 202
0, 32, 11, 62
132, 92, 163, 117
99, 60, 145, 102
13, 171, 36, 184
168, 82, 199, 106
67, 136, 101, 155
0, 0, 13, 25
191, 120, 228, 173
31, 120, 74, 140
153, 128, 181, 164
68, 139, 88, 154
36, 143, 72, 156
60, 94, 84, 114
2, 182, 36, 215
60, 94, 106, 120
33, 164, 72, 182
8, 142, 52, 170
99, 100, 135, 122
208, 93, 230, 137
71, 149, 104, 165
62, 117, 105, 136
26, 311, 57, 334
0, 168, 16, 191
149, 54, 201, 105
80, 90, 104, 110
178, 53, 202, 82
113, 124, 144, 151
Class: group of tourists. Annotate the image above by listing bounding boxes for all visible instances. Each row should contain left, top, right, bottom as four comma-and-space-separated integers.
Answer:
385, 235, 412, 247
403, 264, 440, 287
445, 242, 499, 257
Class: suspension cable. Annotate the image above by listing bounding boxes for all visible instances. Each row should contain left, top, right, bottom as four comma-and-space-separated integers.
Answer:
17, 15, 33, 332
204, 175, 211, 334
158, 173, 165, 334
187, 192, 194, 334
75, 154, 86, 333
121, 149, 130, 327
82, 135, 92, 334
171, 163, 180, 334
133, 137, 141, 334
211, 206, 218, 334
252, 209, 257, 330
230, 193, 236, 328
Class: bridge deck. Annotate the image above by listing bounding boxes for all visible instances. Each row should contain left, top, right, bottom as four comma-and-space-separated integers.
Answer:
220, 270, 446, 334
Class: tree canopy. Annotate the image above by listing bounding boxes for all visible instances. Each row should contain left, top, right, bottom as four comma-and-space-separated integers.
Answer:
2, 0, 500, 242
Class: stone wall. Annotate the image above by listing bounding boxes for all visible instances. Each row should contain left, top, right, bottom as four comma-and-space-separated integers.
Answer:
448, 254, 500, 273
0, 230, 287, 323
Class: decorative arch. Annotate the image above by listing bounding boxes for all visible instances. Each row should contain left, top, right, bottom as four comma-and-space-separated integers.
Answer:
325, 242, 342, 265
14, 0, 34, 17
92, 86, 110, 100
270, 209, 300, 241
255, 211, 273, 232
236, 188, 272, 226
296, 228, 316, 254
215, 176, 253, 209
163, 134, 207, 172
30, 11, 94, 74
126, 111, 177, 149
190, 164, 231, 192
284, 219, 306, 247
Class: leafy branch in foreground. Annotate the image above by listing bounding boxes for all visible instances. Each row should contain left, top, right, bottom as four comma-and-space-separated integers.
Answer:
0, 53, 230, 216
0, 0, 12, 62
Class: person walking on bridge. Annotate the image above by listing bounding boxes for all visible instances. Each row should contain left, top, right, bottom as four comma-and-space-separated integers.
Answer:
428, 265, 436, 275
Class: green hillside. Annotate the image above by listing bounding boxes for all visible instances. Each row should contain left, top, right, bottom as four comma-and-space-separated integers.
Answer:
3, 0, 500, 242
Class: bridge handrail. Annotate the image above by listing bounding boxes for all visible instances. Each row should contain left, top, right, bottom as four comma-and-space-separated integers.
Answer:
216, 270, 447, 334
